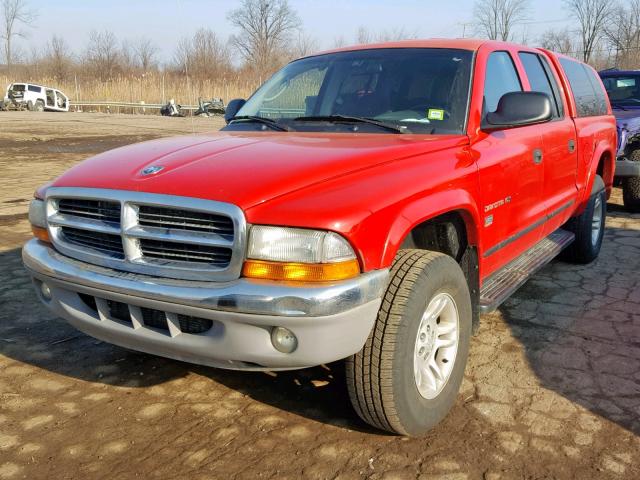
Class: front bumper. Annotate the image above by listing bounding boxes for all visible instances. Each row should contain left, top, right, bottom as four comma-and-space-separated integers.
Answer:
615, 157, 640, 177
23, 239, 388, 370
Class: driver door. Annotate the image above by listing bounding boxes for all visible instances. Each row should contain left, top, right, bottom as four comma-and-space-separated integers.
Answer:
473, 51, 547, 275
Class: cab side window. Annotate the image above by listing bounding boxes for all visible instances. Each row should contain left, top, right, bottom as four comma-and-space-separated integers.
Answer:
559, 58, 608, 117
483, 51, 522, 114
518, 52, 563, 118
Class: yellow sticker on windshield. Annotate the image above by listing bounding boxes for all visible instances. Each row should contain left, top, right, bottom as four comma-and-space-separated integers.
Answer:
427, 109, 445, 121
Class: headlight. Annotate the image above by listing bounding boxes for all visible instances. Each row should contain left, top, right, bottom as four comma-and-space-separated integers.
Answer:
243, 226, 360, 282
29, 198, 50, 243
247, 226, 356, 263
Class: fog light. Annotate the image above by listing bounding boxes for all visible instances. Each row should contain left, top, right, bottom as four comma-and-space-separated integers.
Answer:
40, 281, 52, 301
271, 327, 298, 354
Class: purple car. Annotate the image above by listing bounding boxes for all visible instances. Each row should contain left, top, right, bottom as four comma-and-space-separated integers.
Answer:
599, 69, 640, 211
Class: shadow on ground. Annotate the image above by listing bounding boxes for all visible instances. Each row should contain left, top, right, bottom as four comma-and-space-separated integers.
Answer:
498, 219, 640, 436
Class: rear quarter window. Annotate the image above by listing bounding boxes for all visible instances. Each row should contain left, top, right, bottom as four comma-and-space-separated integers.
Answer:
560, 58, 608, 117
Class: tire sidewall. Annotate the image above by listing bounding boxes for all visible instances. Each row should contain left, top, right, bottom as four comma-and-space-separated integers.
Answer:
35, 101, 44, 112
581, 176, 606, 260
392, 255, 472, 435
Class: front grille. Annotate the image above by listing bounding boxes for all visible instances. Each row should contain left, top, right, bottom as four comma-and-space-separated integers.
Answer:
141, 307, 169, 331
46, 189, 245, 281
58, 199, 121, 224
108, 300, 131, 323
178, 315, 213, 334
138, 205, 234, 237
78, 294, 215, 335
61, 226, 124, 258
139, 238, 232, 266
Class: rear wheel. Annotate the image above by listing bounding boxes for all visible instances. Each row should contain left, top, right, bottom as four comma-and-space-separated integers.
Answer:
34, 100, 45, 112
345, 249, 472, 436
563, 174, 606, 264
622, 149, 640, 213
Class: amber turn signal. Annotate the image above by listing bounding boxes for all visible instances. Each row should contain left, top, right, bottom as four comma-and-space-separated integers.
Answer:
32, 226, 51, 244
242, 259, 360, 282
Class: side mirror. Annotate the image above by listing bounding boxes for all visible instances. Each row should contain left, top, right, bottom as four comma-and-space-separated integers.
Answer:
483, 91, 552, 130
224, 98, 246, 124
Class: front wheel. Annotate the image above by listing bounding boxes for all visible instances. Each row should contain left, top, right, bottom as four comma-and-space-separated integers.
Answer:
345, 249, 472, 436
34, 100, 45, 112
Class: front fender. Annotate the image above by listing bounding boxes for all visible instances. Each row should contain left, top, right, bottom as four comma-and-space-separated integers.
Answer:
379, 189, 482, 268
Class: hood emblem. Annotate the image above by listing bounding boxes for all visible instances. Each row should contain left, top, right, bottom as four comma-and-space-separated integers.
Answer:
141, 165, 164, 176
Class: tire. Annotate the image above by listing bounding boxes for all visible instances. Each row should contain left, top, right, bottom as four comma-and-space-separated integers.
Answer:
345, 249, 472, 436
27, 100, 34, 111
34, 100, 44, 112
563, 174, 606, 264
622, 149, 640, 213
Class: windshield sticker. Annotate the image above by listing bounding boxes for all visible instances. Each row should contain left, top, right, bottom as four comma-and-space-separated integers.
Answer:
427, 109, 445, 121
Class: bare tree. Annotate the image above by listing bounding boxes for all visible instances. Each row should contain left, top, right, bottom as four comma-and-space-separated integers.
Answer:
84, 30, 121, 80
132, 37, 159, 72
332, 35, 347, 49
563, 0, 614, 63
0, 0, 36, 70
227, 0, 301, 76
173, 28, 232, 79
539, 28, 577, 55
42, 35, 74, 81
355, 26, 417, 44
603, 0, 640, 68
291, 32, 319, 58
473, 0, 530, 41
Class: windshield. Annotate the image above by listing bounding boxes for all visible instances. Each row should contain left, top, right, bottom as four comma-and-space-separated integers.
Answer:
10, 84, 25, 92
601, 75, 640, 107
231, 48, 474, 134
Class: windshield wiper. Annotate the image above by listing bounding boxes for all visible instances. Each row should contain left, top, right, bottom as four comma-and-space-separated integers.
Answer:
229, 115, 292, 132
293, 115, 406, 134
612, 104, 629, 111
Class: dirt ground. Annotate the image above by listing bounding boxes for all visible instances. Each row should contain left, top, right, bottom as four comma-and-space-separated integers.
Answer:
0, 111, 639, 480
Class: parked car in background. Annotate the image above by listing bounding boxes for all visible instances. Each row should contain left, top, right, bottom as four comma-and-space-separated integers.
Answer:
599, 69, 640, 212
3, 83, 70, 112
24, 39, 616, 436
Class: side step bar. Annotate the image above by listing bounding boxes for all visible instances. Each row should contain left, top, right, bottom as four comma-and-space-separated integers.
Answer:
479, 229, 575, 313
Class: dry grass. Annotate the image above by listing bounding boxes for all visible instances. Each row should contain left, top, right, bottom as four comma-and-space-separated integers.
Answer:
0, 74, 259, 106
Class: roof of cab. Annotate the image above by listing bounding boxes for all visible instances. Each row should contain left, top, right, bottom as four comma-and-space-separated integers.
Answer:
308, 38, 491, 58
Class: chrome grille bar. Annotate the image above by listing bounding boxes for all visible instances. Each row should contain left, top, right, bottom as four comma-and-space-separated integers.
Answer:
45, 187, 247, 281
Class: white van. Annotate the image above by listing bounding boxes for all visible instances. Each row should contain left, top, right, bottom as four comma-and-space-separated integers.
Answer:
3, 83, 70, 112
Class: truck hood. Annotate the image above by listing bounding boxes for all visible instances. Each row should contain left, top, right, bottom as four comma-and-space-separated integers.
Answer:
51, 131, 467, 210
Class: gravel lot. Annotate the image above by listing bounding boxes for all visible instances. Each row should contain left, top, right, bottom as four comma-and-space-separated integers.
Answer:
0, 111, 639, 480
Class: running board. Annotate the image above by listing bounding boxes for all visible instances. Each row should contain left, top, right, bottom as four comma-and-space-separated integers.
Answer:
479, 229, 575, 313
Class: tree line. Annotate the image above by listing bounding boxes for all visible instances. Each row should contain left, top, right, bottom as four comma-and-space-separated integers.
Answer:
1, 0, 639, 89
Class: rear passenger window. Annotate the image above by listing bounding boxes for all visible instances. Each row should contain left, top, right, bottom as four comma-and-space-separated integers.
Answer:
519, 52, 562, 117
560, 58, 608, 117
484, 51, 522, 113
27, 85, 41, 93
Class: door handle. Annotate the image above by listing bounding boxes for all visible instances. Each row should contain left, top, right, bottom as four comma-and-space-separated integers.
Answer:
533, 149, 543, 165
568, 139, 576, 153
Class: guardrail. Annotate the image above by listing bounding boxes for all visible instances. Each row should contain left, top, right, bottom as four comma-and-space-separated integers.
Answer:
70, 101, 220, 114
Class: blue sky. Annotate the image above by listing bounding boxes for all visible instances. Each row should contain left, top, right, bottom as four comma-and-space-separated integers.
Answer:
24, 0, 572, 62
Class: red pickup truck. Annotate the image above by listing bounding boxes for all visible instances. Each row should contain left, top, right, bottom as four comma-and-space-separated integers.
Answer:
23, 39, 616, 436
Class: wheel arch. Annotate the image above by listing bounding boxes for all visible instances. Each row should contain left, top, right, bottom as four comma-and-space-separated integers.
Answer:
380, 192, 482, 332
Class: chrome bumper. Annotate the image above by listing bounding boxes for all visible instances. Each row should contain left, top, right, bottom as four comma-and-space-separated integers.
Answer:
615, 157, 640, 177
23, 240, 388, 370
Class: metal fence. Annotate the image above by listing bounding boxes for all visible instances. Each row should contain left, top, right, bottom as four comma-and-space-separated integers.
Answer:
70, 101, 201, 114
